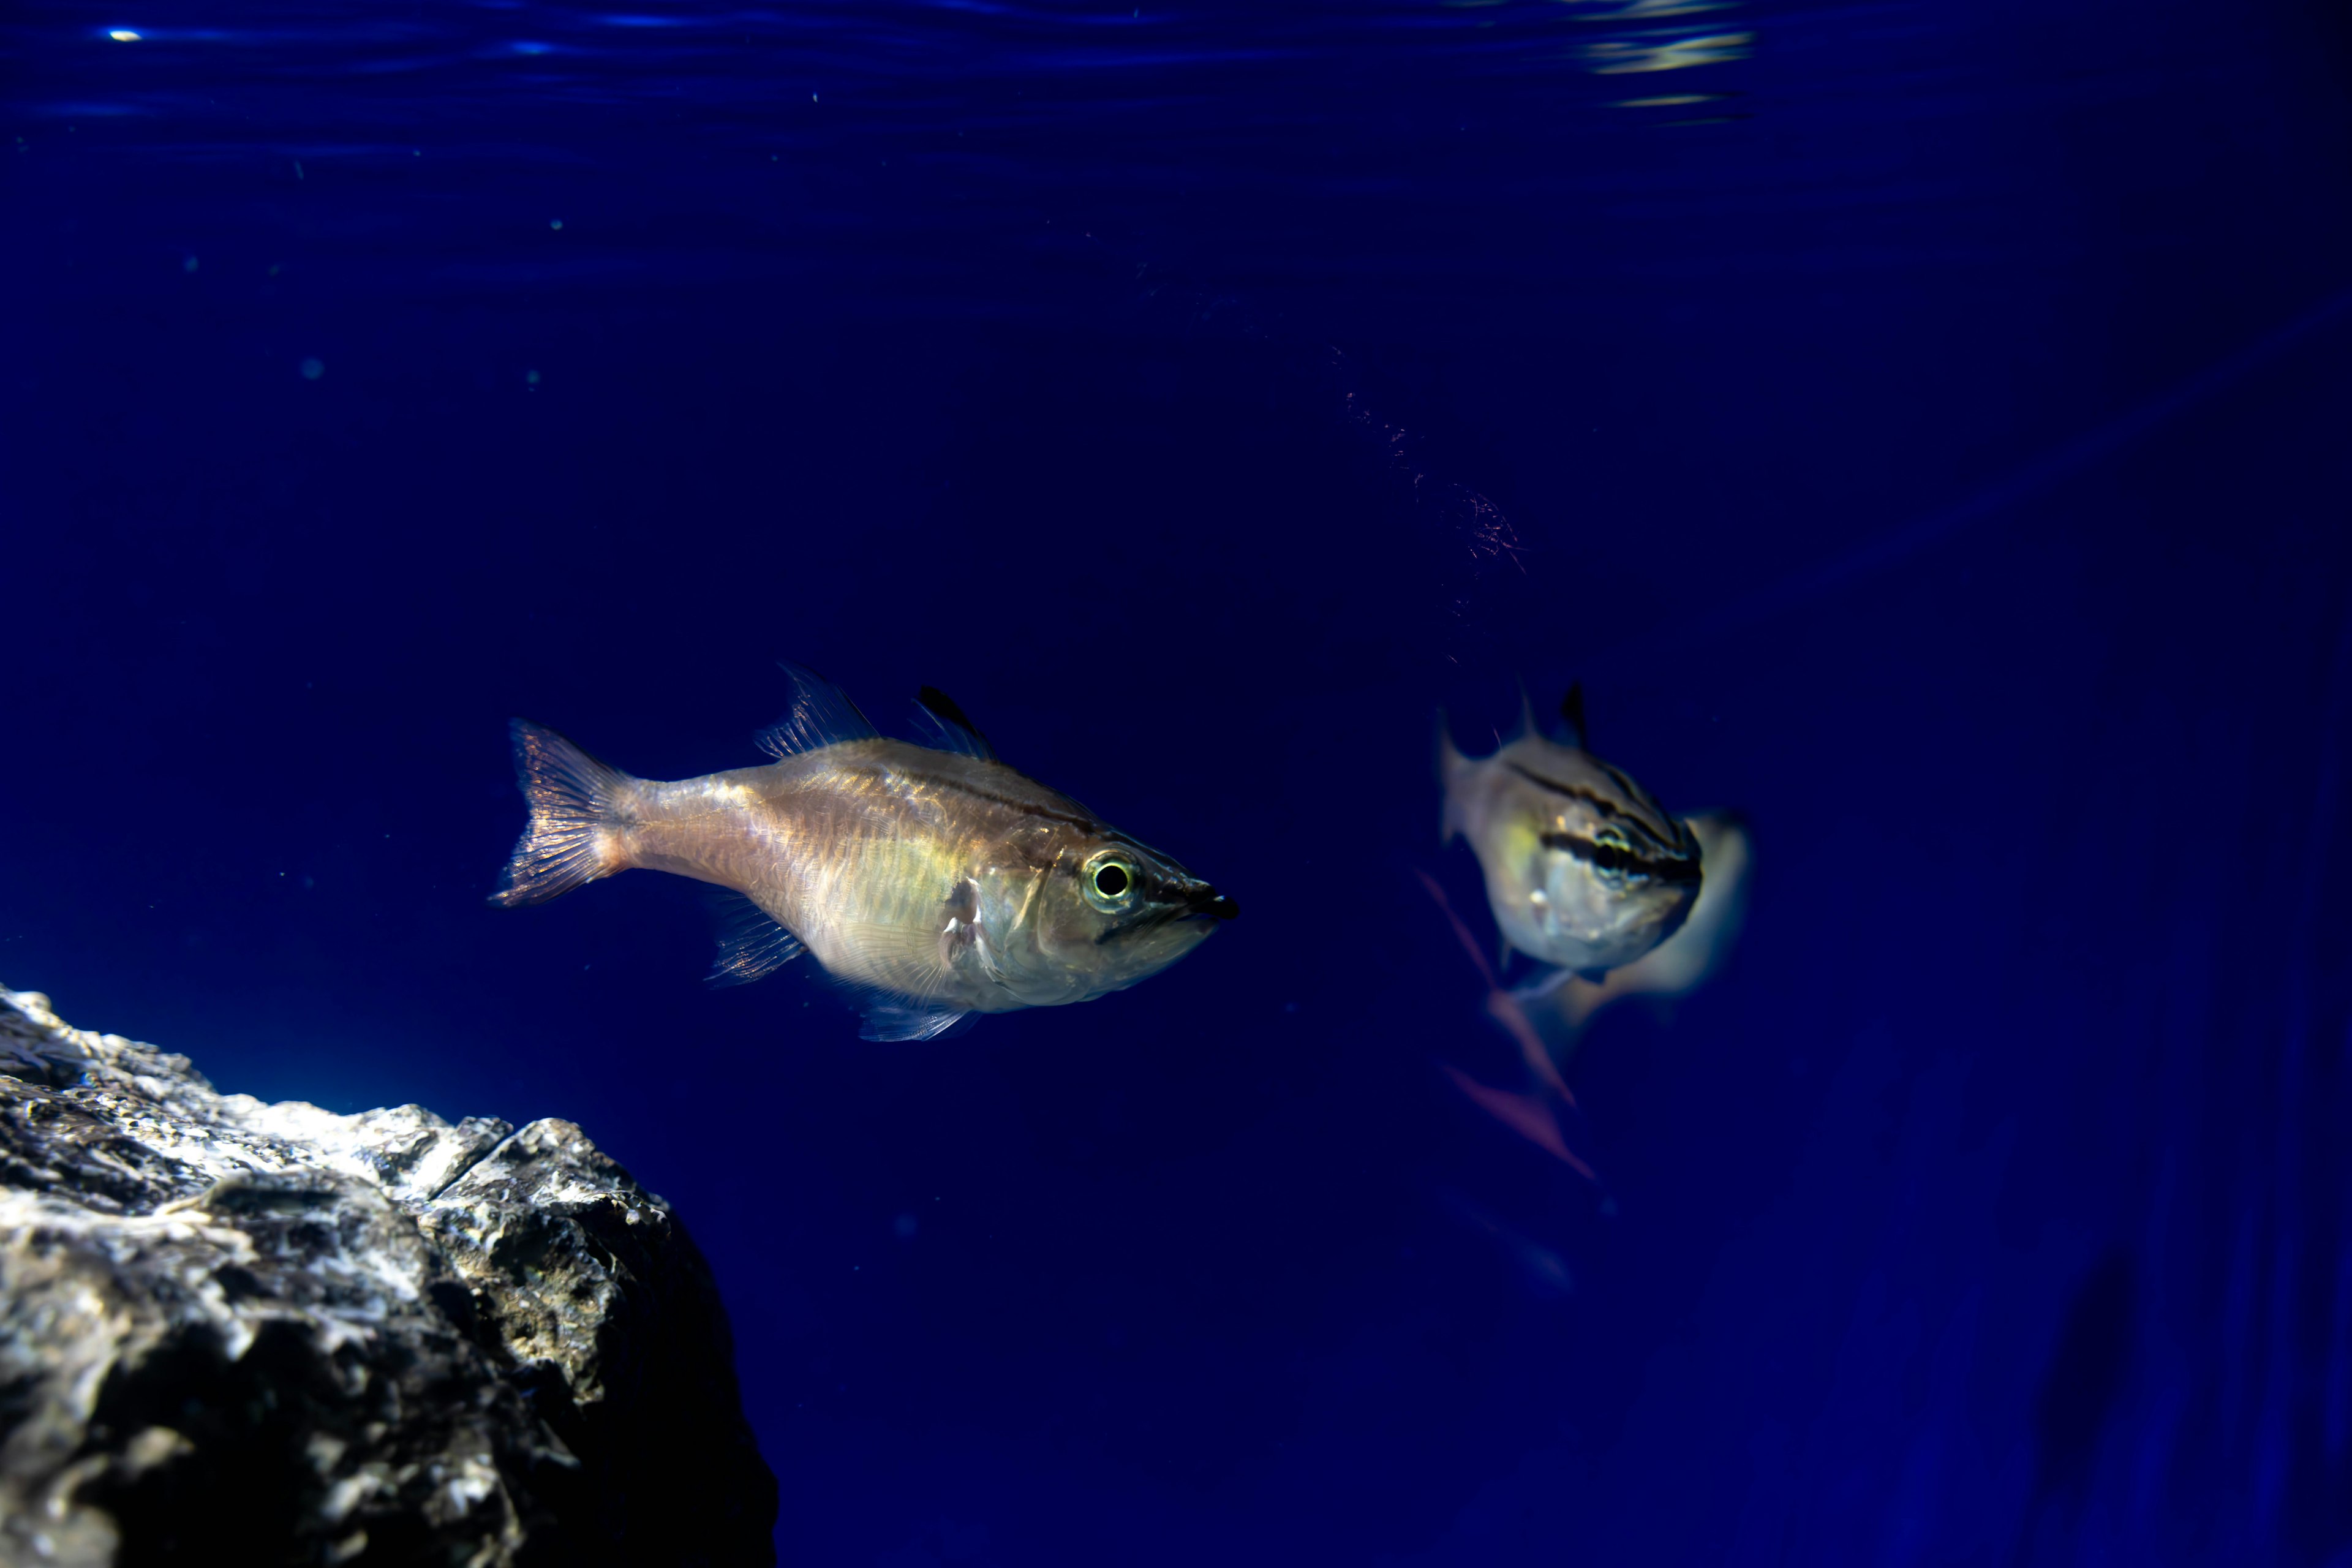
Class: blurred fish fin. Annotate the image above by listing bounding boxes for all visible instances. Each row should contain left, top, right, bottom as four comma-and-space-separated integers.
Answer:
1436, 1188, 1575, 1299
1486, 979, 1577, 1105
911, 685, 999, 761
1436, 715, 1473, 840
706, 892, 804, 987
1439, 1061, 1599, 1185
858, 998, 971, 1042
1513, 681, 1540, 740
489, 720, 638, 908
1509, 966, 1575, 1005
758, 662, 881, 758
1556, 682, 1588, 749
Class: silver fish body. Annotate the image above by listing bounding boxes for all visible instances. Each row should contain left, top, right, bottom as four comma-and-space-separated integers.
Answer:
1441, 699, 1702, 975
492, 669, 1236, 1039
1545, 810, 1750, 1035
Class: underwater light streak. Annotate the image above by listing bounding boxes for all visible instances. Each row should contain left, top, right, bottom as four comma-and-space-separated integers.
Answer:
107, 29, 140, 41
1594, 279, 2352, 670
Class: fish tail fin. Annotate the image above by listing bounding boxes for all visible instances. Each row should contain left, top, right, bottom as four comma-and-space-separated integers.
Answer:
489, 720, 640, 908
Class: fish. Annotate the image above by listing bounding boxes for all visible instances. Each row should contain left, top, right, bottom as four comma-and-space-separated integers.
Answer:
1439, 682, 1703, 976
1539, 809, 1751, 1037
489, 665, 1238, 1041
1421, 810, 1751, 1180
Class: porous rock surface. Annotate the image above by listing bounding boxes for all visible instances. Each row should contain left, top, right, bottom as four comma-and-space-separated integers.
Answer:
0, 986, 776, 1567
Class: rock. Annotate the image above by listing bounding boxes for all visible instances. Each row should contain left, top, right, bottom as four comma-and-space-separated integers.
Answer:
0, 986, 777, 1566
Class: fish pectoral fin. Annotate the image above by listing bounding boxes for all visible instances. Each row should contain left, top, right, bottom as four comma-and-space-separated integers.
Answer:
856, 998, 971, 1042
839, 919, 966, 995
706, 892, 805, 987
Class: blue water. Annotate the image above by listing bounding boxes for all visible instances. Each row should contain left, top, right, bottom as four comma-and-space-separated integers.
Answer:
8, 0, 2352, 1561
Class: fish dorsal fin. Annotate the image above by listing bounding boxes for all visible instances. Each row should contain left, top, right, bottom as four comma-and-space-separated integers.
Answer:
757, 662, 880, 759
911, 685, 998, 761
1557, 682, 1588, 750
706, 892, 805, 987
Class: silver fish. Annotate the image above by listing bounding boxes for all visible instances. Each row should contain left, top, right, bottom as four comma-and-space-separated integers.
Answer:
1439, 684, 1702, 975
491, 666, 1237, 1039
1544, 809, 1750, 1036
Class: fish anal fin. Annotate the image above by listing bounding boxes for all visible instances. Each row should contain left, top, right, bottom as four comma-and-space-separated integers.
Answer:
858, 1000, 972, 1042
757, 662, 882, 759
706, 892, 805, 987
913, 685, 999, 761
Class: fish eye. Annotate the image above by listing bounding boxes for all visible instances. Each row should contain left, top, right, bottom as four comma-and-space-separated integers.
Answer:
1082, 854, 1138, 911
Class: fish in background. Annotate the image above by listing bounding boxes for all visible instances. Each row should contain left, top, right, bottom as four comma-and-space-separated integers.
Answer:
490, 664, 1238, 1041
1536, 808, 1750, 1042
1429, 687, 1749, 1176
1440, 683, 1703, 977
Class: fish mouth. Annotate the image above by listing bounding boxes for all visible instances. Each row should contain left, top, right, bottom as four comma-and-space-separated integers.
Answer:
1095, 884, 1239, 944
1188, 886, 1239, 921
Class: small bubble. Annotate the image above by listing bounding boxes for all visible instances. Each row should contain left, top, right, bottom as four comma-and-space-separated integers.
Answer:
300, 358, 325, 380
267, 262, 281, 276
182, 255, 198, 273
894, 1213, 918, 1239
525, 369, 540, 386
548, 218, 562, 230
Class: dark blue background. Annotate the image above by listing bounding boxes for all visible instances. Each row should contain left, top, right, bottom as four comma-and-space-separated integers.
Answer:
7, 0, 2352, 1561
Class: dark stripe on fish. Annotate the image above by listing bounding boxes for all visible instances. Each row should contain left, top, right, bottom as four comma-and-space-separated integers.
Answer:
1507, 763, 1679, 843
846, 761, 1104, 836
1539, 830, 1702, 883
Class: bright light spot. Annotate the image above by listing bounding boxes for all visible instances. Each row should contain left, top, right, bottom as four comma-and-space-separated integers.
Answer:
300, 358, 324, 380
525, 369, 541, 386
548, 218, 562, 230
182, 255, 198, 273
108, 29, 140, 42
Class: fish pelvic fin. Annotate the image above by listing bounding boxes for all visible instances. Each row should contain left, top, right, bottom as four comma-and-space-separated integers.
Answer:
858, 998, 972, 1042
488, 720, 639, 908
